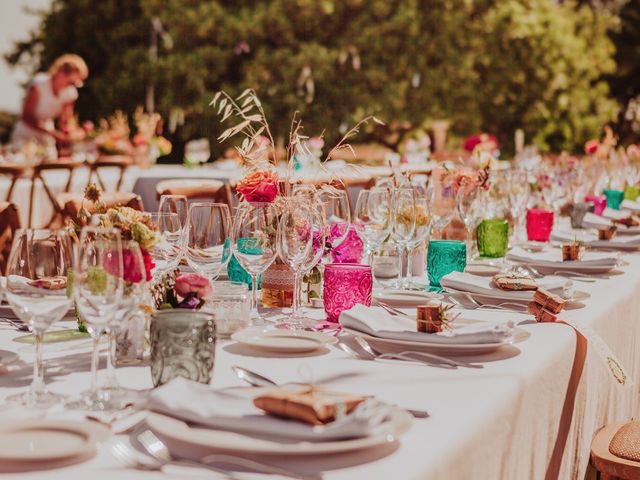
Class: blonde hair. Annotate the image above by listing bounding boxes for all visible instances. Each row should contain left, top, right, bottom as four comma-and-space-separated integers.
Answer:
48, 54, 89, 81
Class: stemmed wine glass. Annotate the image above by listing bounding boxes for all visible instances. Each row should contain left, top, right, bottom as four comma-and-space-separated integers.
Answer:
158, 194, 188, 227
354, 188, 392, 265
319, 188, 351, 252
507, 169, 530, 243
405, 195, 431, 288
231, 202, 279, 323
103, 240, 148, 406
148, 212, 182, 279
70, 227, 123, 410
391, 187, 416, 288
277, 199, 313, 328
185, 203, 232, 281
457, 183, 480, 260
428, 175, 456, 239
4, 229, 74, 407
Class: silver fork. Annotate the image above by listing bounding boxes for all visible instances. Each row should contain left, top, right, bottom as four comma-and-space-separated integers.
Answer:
137, 430, 322, 480
445, 292, 527, 312
1, 318, 30, 332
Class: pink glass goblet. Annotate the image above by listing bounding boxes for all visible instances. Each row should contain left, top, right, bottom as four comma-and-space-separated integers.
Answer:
323, 264, 372, 323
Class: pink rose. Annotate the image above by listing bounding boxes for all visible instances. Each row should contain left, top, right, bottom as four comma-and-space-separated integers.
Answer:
175, 273, 213, 299
236, 170, 279, 203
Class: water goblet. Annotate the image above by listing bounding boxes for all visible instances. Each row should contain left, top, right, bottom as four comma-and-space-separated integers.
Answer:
185, 202, 232, 281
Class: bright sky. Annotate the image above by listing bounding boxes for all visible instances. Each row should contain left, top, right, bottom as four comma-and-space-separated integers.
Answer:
0, 0, 52, 113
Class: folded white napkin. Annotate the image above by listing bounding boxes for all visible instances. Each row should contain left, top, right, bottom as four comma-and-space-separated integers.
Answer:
621, 199, 640, 213
506, 246, 618, 267
602, 208, 631, 221
148, 377, 393, 441
581, 212, 612, 230
551, 228, 640, 247
440, 270, 569, 301
339, 304, 513, 344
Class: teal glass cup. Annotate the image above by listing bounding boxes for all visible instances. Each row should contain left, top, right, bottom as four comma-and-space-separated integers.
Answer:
603, 189, 624, 210
427, 240, 466, 287
477, 219, 509, 258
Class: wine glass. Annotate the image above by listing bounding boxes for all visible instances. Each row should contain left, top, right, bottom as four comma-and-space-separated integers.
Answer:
231, 202, 279, 323
277, 199, 313, 328
185, 203, 232, 281
406, 195, 431, 288
319, 188, 351, 250
391, 187, 416, 288
103, 240, 148, 406
70, 227, 123, 410
148, 212, 182, 279
428, 175, 456, 238
158, 194, 188, 227
457, 184, 480, 260
4, 229, 74, 407
354, 188, 392, 265
507, 170, 530, 243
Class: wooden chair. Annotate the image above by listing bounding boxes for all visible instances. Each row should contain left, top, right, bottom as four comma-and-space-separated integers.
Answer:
591, 421, 640, 480
57, 192, 144, 225
157, 179, 234, 209
0, 202, 21, 275
87, 155, 133, 192
0, 163, 30, 202
29, 158, 85, 227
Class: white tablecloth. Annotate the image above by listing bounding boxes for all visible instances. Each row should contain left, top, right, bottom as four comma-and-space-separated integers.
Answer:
1, 256, 639, 479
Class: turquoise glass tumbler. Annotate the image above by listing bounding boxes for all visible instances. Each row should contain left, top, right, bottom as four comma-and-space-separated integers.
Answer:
427, 240, 467, 287
603, 189, 624, 210
477, 219, 509, 258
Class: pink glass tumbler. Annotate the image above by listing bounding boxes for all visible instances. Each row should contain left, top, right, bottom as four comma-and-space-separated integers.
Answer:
585, 195, 606, 216
323, 264, 372, 323
526, 209, 554, 242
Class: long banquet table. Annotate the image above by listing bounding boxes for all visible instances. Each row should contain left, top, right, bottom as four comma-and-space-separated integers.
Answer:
1, 252, 639, 479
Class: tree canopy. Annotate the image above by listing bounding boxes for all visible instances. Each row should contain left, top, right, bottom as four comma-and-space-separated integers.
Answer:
7, 0, 624, 156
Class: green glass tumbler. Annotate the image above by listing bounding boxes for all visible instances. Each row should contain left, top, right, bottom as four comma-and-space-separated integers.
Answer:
477, 219, 509, 258
623, 186, 640, 201
427, 240, 466, 287
603, 189, 624, 210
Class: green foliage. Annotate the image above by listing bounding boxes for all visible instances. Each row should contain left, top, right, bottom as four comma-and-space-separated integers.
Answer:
6, 0, 621, 154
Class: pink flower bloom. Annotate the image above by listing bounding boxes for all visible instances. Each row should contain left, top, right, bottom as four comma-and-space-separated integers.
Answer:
175, 273, 213, 299
236, 170, 279, 203
585, 139, 599, 155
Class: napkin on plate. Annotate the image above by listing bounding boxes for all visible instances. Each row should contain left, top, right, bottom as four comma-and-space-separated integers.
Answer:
506, 246, 618, 267
148, 377, 394, 441
602, 208, 631, 221
339, 304, 513, 344
551, 228, 640, 246
581, 212, 613, 230
621, 199, 640, 213
440, 271, 569, 301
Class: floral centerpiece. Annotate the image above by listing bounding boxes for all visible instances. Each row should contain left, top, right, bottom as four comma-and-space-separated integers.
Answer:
94, 110, 133, 156
132, 106, 172, 166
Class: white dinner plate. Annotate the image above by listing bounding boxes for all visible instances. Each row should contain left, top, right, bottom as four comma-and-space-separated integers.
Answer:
465, 261, 502, 277
231, 326, 338, 353
147, 408, 411, 456
373, 289, 443, 307
516, 241, 548, 253
0, 420, 109, 471
0, 349, 18, 367
509, 260, 618, 275
344, 326, 526, 356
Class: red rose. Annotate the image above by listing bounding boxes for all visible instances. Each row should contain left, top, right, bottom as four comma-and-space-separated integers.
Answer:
584, 139, 599, 155
141, 248, 154, 282
236, 170, 279, 203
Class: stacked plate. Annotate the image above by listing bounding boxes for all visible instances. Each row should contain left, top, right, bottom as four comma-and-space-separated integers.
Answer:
507, 246, 619, 275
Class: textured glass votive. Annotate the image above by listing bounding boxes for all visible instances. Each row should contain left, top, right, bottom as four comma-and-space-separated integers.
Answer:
585, 195, 606, 216
526, 209, 554, 242
570, 202, 595, 229
204, 281, 250, 338
150, 310, 216, 387
427, 240, 467, 287
603, 189, 624, 210
323, 264, 372, 323
477, 219, 509, 258
624, 186, 640, 201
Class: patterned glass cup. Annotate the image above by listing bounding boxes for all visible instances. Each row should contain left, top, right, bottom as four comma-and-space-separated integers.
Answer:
603, 189, 624, 210
526, 209, 554, 242
624, 186, 640, 201
477, 219, 509, 258
323, 264, 372, 323
585, 195, 606, 216
427, 240, 466, 287
150, 310, 216, 387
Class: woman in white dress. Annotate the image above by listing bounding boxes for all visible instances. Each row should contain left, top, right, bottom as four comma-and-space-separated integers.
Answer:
11, 54, 88, 148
